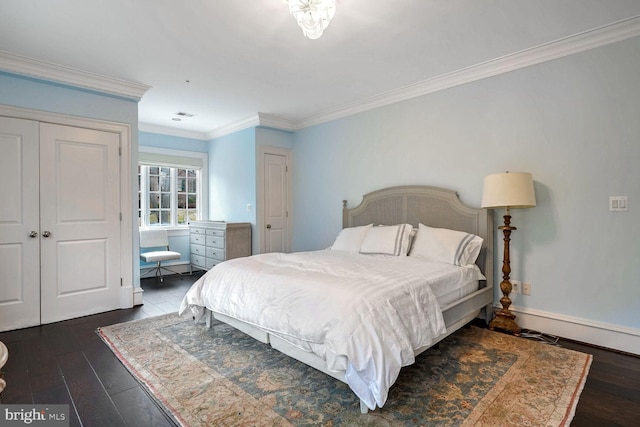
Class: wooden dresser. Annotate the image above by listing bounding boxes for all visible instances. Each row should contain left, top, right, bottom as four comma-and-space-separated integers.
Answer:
189, 221, 252, 271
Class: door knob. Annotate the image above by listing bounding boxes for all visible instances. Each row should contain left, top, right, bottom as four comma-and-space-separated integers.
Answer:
42, 231, 51, 238
29, 231, 38, 238
266, 224, 272, 229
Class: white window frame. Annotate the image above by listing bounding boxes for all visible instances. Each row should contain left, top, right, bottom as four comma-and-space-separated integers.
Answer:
138, 146, 208, 231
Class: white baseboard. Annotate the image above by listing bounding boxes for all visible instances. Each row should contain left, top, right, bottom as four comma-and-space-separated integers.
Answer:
133, 287, 144, 306
505, 305, 640, 355
120, 285, 133, 308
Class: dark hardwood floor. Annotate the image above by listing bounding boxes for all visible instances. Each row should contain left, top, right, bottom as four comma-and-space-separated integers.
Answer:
561, 339, 640, 426
0, 273, 200, 427
1, 272, 638, 426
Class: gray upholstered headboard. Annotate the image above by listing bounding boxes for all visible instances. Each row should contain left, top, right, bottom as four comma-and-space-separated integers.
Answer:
343, 185, 493, 284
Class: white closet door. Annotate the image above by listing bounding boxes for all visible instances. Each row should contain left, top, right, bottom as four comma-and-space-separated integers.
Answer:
0, 117, 40, 331
39, 123, 121, 324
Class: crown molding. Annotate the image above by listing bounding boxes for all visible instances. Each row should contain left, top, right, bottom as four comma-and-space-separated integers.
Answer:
294, 14, 640, 130
138, 122, 209, 140
205, 113, 297, 139
205, 114, 262, 139
141, 113, 297, 141
0, 50, 151, 101
256, 113, 297, 132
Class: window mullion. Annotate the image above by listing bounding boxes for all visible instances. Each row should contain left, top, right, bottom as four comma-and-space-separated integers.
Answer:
171, 167, 178, 227
141, 165, 149, 228
196, 169, 202, 221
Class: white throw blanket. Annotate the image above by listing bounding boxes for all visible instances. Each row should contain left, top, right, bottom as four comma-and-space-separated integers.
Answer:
179, 250, 484, 409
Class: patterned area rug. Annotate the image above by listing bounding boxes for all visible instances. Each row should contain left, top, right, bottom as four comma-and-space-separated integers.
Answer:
97, 314, 591, 426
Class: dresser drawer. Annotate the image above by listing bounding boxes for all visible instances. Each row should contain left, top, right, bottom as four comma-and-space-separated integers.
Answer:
190, 234, 206, 245
205, 258, 220, 269
190, 254, 206, 269
190, 243, 206, 257
190, 227, 206, 236
206, 247, 224, 261
206, 228, 225, 237
206, 235, 224, 249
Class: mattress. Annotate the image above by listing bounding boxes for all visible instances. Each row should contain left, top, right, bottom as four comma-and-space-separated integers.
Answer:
434, 276, 481, 307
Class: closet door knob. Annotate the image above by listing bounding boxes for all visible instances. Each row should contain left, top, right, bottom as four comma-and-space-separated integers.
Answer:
266, 224, 272, 229
29, 231, 38, 238
42, 231, 51, 238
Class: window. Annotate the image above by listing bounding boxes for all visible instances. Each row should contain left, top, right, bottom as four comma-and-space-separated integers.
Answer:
138, 147, 207, 229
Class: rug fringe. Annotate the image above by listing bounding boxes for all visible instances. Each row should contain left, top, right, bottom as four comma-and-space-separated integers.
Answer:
96, 327, 187, 427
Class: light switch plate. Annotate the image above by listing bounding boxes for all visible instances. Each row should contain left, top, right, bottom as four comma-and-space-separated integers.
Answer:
610, 196, 628, 212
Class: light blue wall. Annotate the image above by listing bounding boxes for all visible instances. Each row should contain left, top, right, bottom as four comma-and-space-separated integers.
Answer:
208, 127, 257, 250
291, 37, 640, 331
256, 126, 294, 150
208, 127, 257, 222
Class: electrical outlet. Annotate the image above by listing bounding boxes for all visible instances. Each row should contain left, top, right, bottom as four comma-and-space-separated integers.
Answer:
511, 280, 521, 294
522, 282, 532, 296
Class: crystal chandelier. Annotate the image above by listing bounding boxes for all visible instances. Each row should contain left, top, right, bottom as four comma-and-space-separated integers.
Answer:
284, 0, 336, 39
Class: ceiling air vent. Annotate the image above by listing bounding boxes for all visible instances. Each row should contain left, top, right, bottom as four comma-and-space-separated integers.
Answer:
174, 111, 195, 118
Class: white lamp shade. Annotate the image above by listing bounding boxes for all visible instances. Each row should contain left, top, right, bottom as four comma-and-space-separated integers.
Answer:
481, 172, 536, 209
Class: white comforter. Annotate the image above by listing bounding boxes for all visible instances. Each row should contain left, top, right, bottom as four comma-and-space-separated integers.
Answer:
179, 250, 484, 410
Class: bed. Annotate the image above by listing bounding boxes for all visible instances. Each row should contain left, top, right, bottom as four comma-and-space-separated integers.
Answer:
179, 185, 494, 413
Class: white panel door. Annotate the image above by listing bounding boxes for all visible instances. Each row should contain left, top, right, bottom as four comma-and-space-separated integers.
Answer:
39, 123, 121, 324
0, 117, 40, 331
264, 153, 288, 253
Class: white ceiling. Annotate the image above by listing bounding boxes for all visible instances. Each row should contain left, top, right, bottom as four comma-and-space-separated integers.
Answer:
2, 0, 640, 139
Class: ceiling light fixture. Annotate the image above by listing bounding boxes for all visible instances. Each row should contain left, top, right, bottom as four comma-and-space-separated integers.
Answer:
284, 0, 336, 39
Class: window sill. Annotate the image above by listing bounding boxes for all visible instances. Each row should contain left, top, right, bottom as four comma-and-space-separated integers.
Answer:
138, 226, 189, 237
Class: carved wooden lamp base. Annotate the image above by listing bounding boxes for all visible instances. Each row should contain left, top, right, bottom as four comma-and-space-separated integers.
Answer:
488, 214, 522, 336
489, 306, 521, 335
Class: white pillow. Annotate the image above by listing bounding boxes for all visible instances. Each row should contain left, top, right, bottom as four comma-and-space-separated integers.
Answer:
359, 224, 413, 256
330, 224, 373, 253
410, 223, 483, 266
